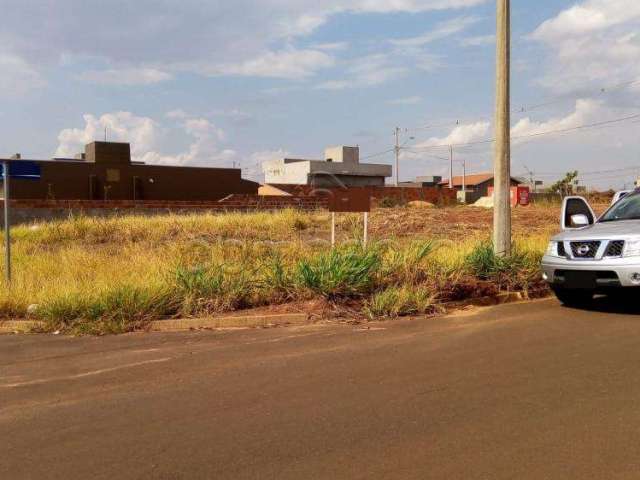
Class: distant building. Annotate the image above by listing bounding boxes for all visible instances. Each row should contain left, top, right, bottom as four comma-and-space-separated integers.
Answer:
262, 146, 392, 188
1, 141, 258, 201
399, 176, 443, 188
439, 173, 522, 197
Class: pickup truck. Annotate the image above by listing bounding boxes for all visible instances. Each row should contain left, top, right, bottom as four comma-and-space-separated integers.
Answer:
542, 191, 640, 306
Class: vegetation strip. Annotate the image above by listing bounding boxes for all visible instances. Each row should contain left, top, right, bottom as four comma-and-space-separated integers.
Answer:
0, 207, 557, 335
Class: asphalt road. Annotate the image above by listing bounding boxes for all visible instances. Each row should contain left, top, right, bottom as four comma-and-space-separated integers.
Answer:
4, 298, 640, 479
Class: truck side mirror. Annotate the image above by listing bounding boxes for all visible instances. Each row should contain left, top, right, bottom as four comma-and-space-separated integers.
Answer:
562, 196, 595, 230
570, 214, 589, 227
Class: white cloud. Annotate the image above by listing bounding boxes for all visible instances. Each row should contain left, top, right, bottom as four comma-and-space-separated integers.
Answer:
414, 121, 490, 148
531, 1, 640, 41
312, 42, 349, 51
531, 0, 640, 92
165, 109, 189, 120
0, 52, 45, 97
510, 99, 620, 146
55, 112, 158, 159
390, 16, 480, 47
77, 68, 172, 86
387, 96, 423, 105
317, 54, 408, 90
460, 34, 495, 47
206, 48, 335, 79
55, 112, 238, 168
0, 0, 488, 83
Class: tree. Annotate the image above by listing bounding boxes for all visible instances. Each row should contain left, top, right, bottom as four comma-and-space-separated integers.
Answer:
549, 171, 579, 196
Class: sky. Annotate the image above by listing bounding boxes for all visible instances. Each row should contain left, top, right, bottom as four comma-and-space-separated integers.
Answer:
1, 0, 640, 189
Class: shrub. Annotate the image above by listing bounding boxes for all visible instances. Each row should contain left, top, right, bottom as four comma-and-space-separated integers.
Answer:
464, 242, 540, 291
378, 197, 404, 208
37, 285, 175, 334
364, 286, 436, 319
295, 246, 381, 298
382, 240, 436, 285
172, 264, 255, 315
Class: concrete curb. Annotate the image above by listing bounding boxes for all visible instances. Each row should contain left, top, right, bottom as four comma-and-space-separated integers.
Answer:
0, 320, 45, 334
0, 292, 551, 335
148, 313, 310, 332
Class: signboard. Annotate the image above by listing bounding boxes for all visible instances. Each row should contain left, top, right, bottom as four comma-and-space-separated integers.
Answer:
328, 189, 371, 213
0, 161, 41, 179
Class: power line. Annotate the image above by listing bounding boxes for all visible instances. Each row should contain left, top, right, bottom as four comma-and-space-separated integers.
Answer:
406, 112, 640, 151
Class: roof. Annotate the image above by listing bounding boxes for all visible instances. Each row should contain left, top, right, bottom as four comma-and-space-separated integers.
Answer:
438, 173, 522, 187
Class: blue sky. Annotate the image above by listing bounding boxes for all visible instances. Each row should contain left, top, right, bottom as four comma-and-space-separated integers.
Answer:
2, 0, 640, 188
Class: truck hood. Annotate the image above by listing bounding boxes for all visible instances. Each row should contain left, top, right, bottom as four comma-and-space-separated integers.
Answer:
553, 220, 640, 241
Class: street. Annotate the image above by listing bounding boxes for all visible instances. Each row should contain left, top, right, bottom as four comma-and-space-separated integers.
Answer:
4, 298, 640, 479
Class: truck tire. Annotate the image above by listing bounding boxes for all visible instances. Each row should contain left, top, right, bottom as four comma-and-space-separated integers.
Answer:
553, 288, 594, 307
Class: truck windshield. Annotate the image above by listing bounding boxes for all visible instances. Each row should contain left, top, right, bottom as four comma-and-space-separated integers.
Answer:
600, 193, 640, 222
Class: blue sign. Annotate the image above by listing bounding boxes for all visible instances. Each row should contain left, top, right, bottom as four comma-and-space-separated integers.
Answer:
0, 161, 41, 179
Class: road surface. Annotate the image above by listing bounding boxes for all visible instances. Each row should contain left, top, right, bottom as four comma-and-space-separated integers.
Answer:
3, 298, 640, 479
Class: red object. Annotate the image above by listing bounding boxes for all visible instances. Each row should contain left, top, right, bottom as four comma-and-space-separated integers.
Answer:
488, 185, 530, 207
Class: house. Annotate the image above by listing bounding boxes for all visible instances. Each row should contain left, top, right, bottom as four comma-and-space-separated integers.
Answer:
399, 176, 443, 188
0, 141, 259, 201
262, 146, 392, 188
439, 173, 522, 197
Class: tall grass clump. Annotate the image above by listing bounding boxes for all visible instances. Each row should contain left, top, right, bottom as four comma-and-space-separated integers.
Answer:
464, 241, 541, 292
172, 264, 254, 315
364, 286, 436, 320
37, 285, 176, 334
381, 240, 437, 286
295, 246, 381, 298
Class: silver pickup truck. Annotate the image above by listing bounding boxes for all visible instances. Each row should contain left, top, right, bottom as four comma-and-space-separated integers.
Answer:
542, 191, 640, 306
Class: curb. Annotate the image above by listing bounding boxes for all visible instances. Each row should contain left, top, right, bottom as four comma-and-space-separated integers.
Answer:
441, 290, 553, 312
148, 313, 310, 332
0, 292, 552, 335
0, 320, 45, 334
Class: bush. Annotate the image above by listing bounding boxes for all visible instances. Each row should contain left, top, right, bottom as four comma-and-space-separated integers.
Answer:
173, 264, 254, 315
295, 246, 381, 298
364, 286, 436, 319
382, 240, 436, 286
378, 197, 405, 208
464, 242, 540, 291
37, 285, 175, 334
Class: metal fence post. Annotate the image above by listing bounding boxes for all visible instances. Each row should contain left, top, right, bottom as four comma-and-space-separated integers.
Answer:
363, 212, 368, 246
3, 160, 11, 284
331, 212, 336, 248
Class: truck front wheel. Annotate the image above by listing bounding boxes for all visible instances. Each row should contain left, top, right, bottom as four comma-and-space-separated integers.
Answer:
553, 288, 594, 307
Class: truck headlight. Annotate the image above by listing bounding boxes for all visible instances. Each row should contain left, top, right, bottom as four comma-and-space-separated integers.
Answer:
546, 241, 559, 257
624, 239, 640, 257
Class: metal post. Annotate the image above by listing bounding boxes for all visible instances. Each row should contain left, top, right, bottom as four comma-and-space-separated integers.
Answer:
449, 145, 454, 189
493, 0, 512, 257
394, 127, 400, 187
331, 212, 336, 248
3, 160, 11, 284
363, 212, 369, 246
462, 158, 466, 193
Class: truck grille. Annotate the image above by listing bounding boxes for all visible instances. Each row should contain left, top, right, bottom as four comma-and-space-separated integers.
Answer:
570, 241, 600, 259
605, 240, 625, 257
557, 242, 566, 257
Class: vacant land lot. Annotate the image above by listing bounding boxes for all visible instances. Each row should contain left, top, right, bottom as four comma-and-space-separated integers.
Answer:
0, 204, 575, 333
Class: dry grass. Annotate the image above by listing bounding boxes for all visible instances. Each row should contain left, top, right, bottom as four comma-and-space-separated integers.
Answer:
0, 205, 561, 333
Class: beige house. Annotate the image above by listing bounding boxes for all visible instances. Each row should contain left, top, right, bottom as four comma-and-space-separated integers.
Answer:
262, 146, 392, 188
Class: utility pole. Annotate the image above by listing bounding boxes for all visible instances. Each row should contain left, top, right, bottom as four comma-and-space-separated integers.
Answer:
394, 127, 401, 187
2, 160, 10, 285
462, 158, 467, 193
493, 0, 511, 257
448, 145, 454, 189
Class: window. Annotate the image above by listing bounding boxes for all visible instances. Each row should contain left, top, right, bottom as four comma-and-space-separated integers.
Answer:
106, 169, 120, 182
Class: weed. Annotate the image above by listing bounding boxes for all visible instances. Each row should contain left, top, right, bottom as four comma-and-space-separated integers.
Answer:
295, 246, 381, 298
364, 286, 436, 319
